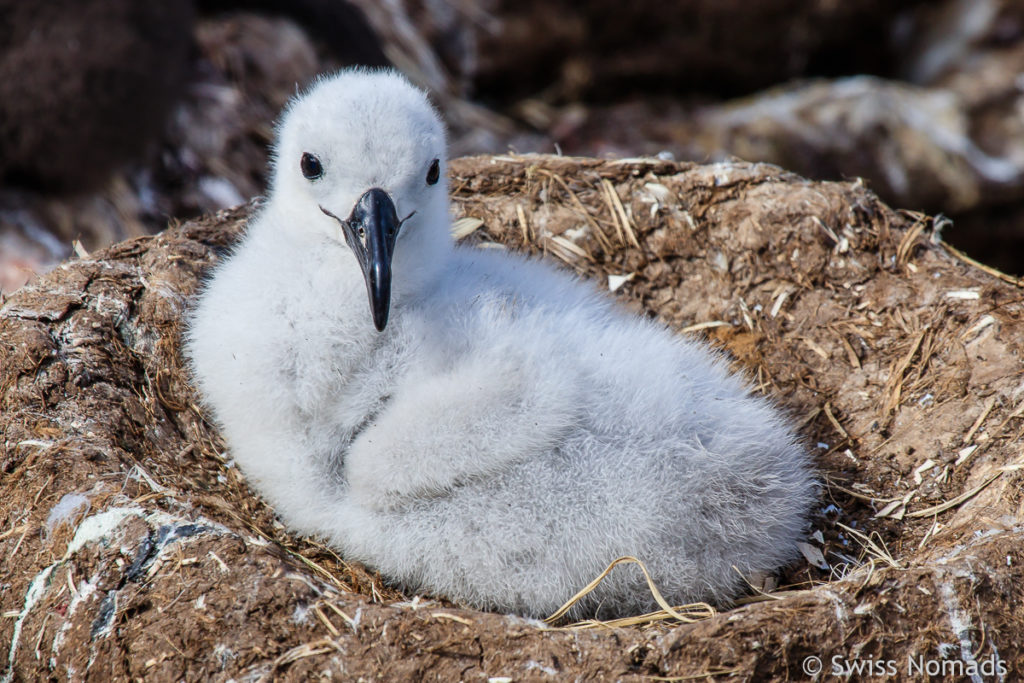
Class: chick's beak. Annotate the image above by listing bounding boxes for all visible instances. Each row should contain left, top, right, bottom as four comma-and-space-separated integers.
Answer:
321, 188, 400, 331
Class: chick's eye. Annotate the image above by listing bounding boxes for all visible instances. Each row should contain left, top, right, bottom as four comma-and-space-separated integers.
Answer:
301, 153, 323, 180
426, 158, 440, 186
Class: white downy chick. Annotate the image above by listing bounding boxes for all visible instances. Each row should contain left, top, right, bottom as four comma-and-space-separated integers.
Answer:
186, 68, 817, 619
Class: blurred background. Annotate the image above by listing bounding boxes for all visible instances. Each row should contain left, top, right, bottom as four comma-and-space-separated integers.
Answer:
2, 0, 1024, 292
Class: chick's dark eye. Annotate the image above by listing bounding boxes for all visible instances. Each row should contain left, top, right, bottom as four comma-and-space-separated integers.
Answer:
301, 152, 323, 180
426, 158, 440, 186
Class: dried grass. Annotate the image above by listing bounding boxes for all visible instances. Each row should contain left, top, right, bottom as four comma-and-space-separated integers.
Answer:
544, 556, 716, 629
836, 523, 900, 569
906, 472, 1003, 518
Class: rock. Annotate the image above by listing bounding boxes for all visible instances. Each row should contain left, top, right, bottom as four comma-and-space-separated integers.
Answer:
566, 51, 1024, 217
2, 156, 1022, 680
196, 0, 389, 69
675, 74, 1024, 213
0, 13, 331, 295
345, 0, 927, 102
0, 0, 195, 192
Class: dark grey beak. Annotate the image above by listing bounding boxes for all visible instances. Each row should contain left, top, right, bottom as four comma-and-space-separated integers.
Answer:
321, 188, 402, 331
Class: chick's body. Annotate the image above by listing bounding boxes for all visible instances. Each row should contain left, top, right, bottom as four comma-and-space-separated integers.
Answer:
187, 69, 816, 618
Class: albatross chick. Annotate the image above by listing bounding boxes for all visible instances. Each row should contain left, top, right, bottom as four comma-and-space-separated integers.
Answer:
186, 68, 817, 618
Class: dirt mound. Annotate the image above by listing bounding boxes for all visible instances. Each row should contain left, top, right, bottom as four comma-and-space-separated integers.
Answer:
2, 156, 1022, 680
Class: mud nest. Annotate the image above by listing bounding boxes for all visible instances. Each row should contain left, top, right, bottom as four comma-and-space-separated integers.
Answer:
2, 156, 1022, 680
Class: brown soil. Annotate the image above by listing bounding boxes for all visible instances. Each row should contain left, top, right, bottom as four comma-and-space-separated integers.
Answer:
2, 156, 1022, 680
